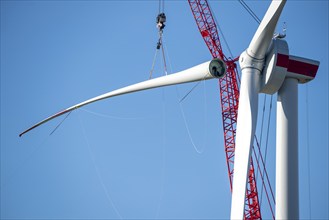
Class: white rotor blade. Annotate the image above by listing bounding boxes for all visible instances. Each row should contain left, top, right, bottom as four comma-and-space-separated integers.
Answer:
230, 68, 260, 219
248, 0, 286, 60
230, 0, 286, 219
20, 59, 226, 137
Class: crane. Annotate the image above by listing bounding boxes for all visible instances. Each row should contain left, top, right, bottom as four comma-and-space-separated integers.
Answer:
187, 0, 265, 218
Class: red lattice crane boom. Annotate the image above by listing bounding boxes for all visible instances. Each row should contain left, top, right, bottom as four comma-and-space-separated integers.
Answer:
187, 0, 262, 219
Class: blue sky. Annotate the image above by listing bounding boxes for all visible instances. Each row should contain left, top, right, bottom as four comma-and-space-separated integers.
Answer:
1, 0, 328, 219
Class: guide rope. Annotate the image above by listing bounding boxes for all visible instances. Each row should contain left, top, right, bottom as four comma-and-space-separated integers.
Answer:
253, 139, 275, 219
154, 19, 208, 154
77, 110, 123, 219
238, 0, 261, 24
49, 111, 72, 136
259, 94, 274, 206
256, 95, 268, 180
80, 108, 151, 120
155, 89, 167, 219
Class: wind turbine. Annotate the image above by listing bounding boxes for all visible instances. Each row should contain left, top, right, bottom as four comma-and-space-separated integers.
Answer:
230, 0, 319, 219
19, 1, 320, 219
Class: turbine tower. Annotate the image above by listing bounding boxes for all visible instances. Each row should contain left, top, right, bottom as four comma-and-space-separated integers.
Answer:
230, 0, 319, 219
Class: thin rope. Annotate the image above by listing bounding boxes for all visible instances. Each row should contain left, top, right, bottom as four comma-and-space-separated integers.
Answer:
238, 0, 261, 24
80, 108, 151, 120
155, 88, 167, 219
179, 68, 210, 103
252, 143, 275, 219
161, 35, 173, 74
179, 80, 202, 103
152, 22, 167, 77
176, 75, 209, 155
158, 0, 164, 13
179, 101, 205, 154
77, 110, 123, 219
202, 79, 208, 154
256, 94, 267, 181
149, 47, 159, 79
306, 85, 312, 219
160, 35, 168, 75
162, 0, 164, 13
209, 5, 234, 58
49, 111, 72, 136
259, 95, 273, 206
161, 29, 207, 155
154, 15, 167, 216
254, 136, 276, 204
166, 27, 209, 154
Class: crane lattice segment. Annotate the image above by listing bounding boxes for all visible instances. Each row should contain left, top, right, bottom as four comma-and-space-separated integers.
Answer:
188, 0, 263, 219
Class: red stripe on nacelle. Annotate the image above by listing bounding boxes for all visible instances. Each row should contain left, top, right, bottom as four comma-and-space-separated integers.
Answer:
276, 53, 289, 68
276, 53, 319, 78
287, 58, 319, 78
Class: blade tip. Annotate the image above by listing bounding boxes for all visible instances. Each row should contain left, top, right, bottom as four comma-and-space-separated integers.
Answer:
19, 130, 27, 137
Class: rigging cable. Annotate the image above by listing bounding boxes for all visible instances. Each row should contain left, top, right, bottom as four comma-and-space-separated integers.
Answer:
158, 0, 164, 14
160, 31, 208, 154
179, 80, 202, 103
149, 48, 159, 79
49, 111, 72, 136
253, 138, 275, 219
77, 110, 123, 219
178, 93, 206, 154
256, 94, 267, 181
259, 95, 274, 207
238, 0, 261, 24
208, 5, 233, 58
154, 2, 167, 217
176, 74, 209, 154
160, 38, 168, 75
209, 0, 261, 60
155, 88, 167, 219
80, 107, 152, 120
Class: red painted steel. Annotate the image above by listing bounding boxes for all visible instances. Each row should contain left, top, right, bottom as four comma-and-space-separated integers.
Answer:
187, 0, 263, 219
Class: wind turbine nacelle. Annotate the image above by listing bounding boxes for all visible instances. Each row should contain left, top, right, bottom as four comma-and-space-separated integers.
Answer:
260, 39, 320, 94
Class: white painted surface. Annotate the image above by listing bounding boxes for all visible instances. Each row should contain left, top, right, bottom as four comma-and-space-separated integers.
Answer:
276, 78, 299, 219
248, 0, 286, 60
230, 1, 287, 219
230, 68, 260, 220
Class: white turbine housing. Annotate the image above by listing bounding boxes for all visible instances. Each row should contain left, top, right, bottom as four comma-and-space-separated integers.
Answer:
260, 39, 289, 94
286, 55, 319, 83
260, 39, 320, 94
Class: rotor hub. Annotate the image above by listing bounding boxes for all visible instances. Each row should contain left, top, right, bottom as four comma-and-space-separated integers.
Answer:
209, 58, 227, 78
